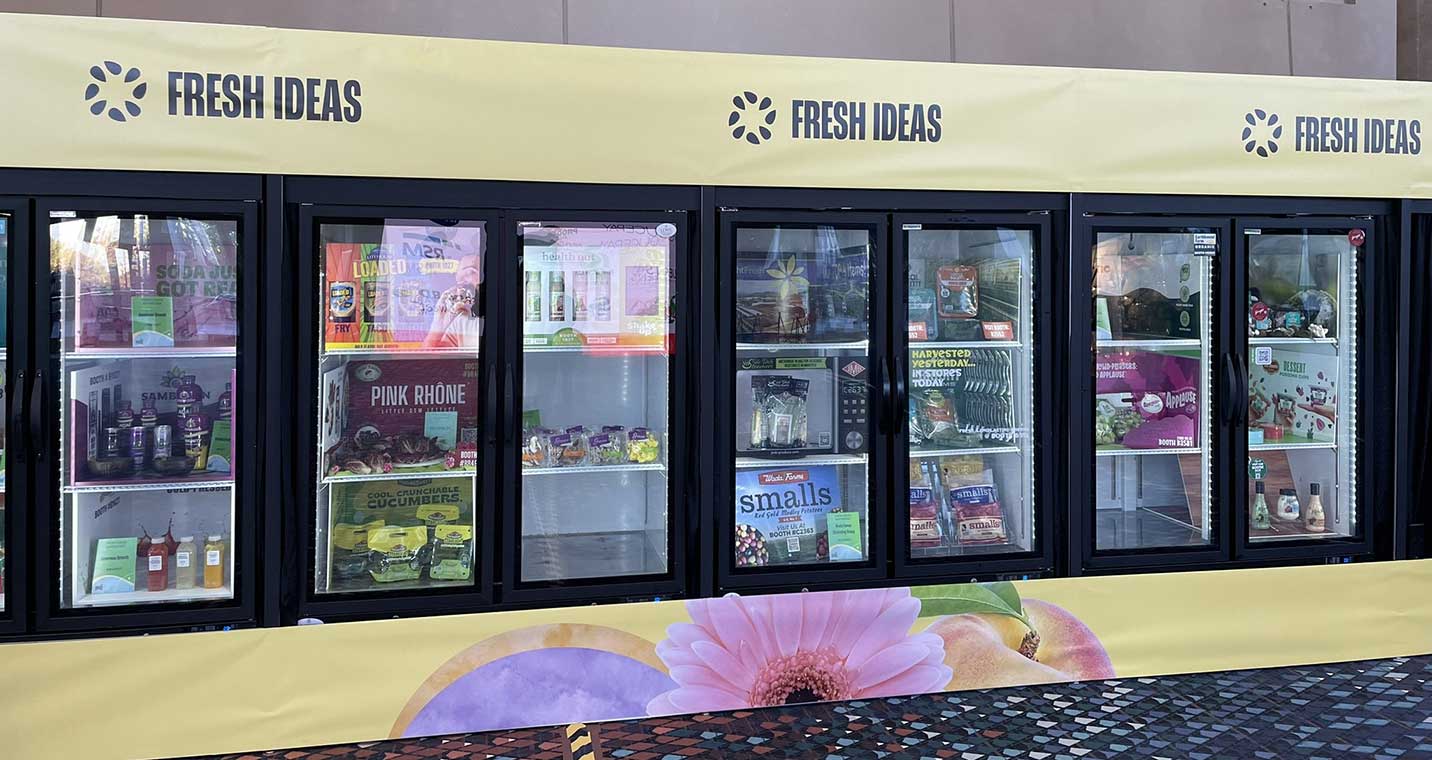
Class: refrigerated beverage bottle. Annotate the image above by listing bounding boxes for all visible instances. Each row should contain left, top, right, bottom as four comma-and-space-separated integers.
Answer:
146, 538, 168, 592
130, 426, 148, 473
571, 270, 589, 321
183, 414, 210, 471
1276, 488, 1300, 522
1305, 482, 1326, 532
203, 535, 226, 589
593, 270, 612, 321
154, 424, 173, 459
140, 398, 159, 428
218, 382, 232, 421
174, 536, 198, 590
176, 375, 203, 420
523, 271, 542, 322
1251, 480, 1272, 530
104, 427, 122, 458
549, 271, 566, 321
116, 400, 134, 431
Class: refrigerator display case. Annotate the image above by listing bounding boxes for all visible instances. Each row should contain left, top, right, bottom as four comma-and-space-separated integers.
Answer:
1234, 220, 1372, 557
0, 203, 18, 631
503, 215, 686, 602
893, 215, 1052, 578
716, 212, 888, 590
297, 207, 497, 618
34, 195, 261, 633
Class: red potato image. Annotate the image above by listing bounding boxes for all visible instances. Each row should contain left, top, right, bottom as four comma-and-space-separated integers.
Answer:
925, 598, 1115, 691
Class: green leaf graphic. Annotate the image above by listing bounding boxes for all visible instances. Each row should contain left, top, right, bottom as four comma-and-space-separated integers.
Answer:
912, 583, 1030, 629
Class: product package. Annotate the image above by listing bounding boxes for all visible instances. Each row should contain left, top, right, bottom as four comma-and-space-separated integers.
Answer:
366, 525, 427, 583
939, 455, 1008, 546
909, 486, 943, 549
735, 466, 860, 566
1247, 348, 1337, 442
936, 265, 979, 320
428, 524, 474, 581
749, 376, 811, 450
909, 389, 961, 448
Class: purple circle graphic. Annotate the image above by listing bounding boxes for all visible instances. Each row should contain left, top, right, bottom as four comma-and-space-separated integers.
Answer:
403, 647, 675, 736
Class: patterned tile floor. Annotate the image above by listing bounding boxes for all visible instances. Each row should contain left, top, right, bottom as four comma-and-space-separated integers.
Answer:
209, 654, 1432, 760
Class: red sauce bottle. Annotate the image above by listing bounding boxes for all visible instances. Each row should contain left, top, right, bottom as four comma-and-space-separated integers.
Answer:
146, 538, 169, 592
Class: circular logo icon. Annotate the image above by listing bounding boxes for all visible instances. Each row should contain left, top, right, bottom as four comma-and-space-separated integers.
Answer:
1242, 108, 1282, 158
85, 61, 146, 122
1348, 229, 1366, 246
1138, 393, 1165, 416
729, 91, 776, 145
656, 222, 677, 239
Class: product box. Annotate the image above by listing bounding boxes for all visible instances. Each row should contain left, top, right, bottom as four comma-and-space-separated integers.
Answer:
56, 216, 238, 350
734, 466, 862, 566
325, 222, 486, 351
735, 356, 870, 458
1094, 350, 1200, 450
1248, 348, 1337, 442
321, 358, 479, 477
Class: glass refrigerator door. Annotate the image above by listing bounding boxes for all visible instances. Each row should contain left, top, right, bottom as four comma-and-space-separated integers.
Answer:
0, 213, 8, 611
1091, 229, 1215, 552
517, 221, 674, 585
1243, 227, 1359, 543
904, 226, 1035, 561
51, 211, 240, 608
732, 223, 873, 572
313, 219, 485, 595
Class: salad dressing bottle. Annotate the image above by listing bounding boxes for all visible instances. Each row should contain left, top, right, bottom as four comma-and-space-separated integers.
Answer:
1305, 482, 1326, 533
1251, 481, 1272, 530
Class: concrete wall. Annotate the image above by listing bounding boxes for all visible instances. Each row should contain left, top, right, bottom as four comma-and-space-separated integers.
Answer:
0, 0, 1400, 79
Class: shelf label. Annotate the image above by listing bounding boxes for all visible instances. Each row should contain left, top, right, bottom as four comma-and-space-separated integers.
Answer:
1249, 457, 1267, 479
1193, 233, 1217, 256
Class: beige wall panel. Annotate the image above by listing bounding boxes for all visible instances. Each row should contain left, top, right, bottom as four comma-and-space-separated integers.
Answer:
1289, 0, 1396, 79
101, 0, 564, 43
567, 0, 953, 61
952, 0, 1292, 75
0, 0, 95, 14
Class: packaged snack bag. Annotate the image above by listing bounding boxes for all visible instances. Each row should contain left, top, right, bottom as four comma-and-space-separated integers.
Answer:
936, 265, 979, 320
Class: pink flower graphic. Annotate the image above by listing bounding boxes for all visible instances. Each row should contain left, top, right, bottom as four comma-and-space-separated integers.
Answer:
646, 588, 951, 715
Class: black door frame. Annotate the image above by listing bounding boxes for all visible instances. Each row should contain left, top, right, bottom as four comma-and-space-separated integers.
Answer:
0, 196, 31, 638
30, 187, 264, 636
1399, 200, 1432, 561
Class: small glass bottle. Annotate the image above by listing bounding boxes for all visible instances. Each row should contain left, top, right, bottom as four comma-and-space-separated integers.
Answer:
1251, 480, 1272, 530
1304, 482, 1326, 533
139, 398, 159, 428
176, 375, 203, 420
174, 535, 198, 590
115, 400, 135, 431
1276, 488, 1301, 522
146, 538, 168, 592
203, 535, 226, 589
218, 382, 232, 421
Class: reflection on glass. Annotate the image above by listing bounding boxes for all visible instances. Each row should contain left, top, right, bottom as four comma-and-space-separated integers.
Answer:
1092, 230, 1214, 551
51, 213, 240, 607
905, 228, 1035, 559
733, 225, 870, 569
1245, 231, 1357, 542
519, 222, 673, 583
314, 219, 484, 594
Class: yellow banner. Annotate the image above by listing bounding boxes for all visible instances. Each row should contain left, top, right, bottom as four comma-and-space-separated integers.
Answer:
1, 560, 1430, 760
1, 13, 1431, 197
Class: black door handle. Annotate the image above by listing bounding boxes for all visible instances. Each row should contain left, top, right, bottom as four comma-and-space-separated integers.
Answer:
485, 362, 499, 446
1235, 352, 1251, 427
29, 369, 45, 461
1221, 354, 1239, 426
877, 359, 892, 436
10, 369, 27, 464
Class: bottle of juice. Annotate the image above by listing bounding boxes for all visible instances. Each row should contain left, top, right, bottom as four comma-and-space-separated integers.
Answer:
183, 413, 210, 471
140, 398, 159, 428
174, 536, 198, 590
116, 400, 135, 431
218, 383, 232, 421
176, 375, 204, 420
146, 538, 168, 592
203, 534, 225, 589
1251, 480, 1272, 530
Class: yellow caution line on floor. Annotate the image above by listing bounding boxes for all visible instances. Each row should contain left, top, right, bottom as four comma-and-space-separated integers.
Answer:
566, 722, 594, 759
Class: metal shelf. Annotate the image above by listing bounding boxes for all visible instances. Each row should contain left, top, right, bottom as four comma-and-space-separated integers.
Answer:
321, 469, 476, 486
322, 346, 478, 358
1248, 441, 1337, 452
523, 343, 667, 355
736, 340, 869, 352
1096, 447, 1202, 457
64, 478, 234, 494
1096, 339, 1201, 350
1248, 336, 1338, 346
64, 347, 236, 360
735, 453, 867, 469
910, 445, 1021, 458
71, 585, 234, 608
522, 462, 667, 476
909, 341, 1022, 350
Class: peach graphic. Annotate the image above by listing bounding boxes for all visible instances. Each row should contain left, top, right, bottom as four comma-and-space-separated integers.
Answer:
925, 598, 1115, 691
646, 588, 952, 715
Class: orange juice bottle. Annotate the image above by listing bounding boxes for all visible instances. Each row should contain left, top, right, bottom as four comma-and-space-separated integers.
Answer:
203, 534, 226, 589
